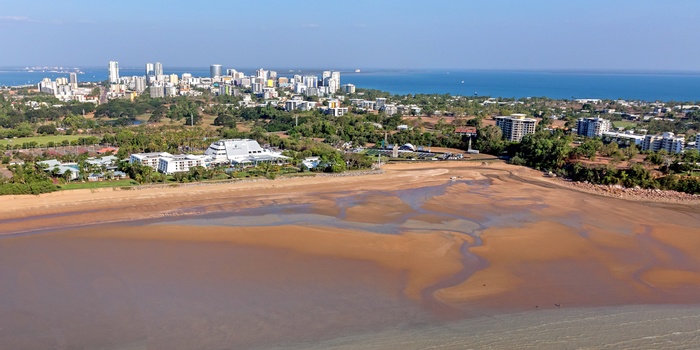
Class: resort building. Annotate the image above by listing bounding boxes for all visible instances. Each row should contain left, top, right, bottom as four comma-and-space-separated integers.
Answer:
130, 152, 173, 170
576, 117, 611, 137
37, 159, 80, 181
642, 132, 685, 154
204, 139, 288, 165
38, 156, 125, 181
495, 114, 537, 142
157, 154, 208, 174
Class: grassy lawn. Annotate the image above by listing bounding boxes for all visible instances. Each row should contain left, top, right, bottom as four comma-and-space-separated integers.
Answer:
612, 121, 638, 129
0, 135, 86, 147
59, 179, 138, 190
136, 113, 152, 122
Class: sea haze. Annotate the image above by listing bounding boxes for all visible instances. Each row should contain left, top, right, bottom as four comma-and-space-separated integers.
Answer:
1, 67, 700, 101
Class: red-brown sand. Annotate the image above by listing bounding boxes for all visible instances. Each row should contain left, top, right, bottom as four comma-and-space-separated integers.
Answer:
2, 162, 700, 312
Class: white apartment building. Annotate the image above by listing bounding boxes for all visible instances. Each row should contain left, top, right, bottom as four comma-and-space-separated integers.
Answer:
108, 61, 120, 84
157, 154, 208, 174
382, 104, 398, 116
154, 62, 163, 76
130, 152, 173, 169
495, 114, 537, 142
133, 76, 147, 93
642, 132, 685, 153
150, 82, 165, 98
696, 134, 700, 151
576, 117, 611, 137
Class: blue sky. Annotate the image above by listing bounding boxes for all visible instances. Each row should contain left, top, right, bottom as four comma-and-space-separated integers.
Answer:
1, 0, 699, 71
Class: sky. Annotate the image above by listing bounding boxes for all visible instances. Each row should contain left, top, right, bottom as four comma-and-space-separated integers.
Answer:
1, 0, 699, 71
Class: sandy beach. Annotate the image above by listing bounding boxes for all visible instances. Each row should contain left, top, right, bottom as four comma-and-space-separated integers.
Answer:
3, 161, 700, 348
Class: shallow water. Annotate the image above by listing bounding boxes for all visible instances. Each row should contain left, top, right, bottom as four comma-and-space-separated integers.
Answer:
3, 176, 700, 349
0, 230, 431, 349
275, 304, 700, 350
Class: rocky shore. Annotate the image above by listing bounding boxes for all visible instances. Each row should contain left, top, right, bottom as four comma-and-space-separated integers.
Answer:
563, 180, 700, 205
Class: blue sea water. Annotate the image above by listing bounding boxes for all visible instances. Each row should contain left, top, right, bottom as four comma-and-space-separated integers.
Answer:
2, 67, 700, 102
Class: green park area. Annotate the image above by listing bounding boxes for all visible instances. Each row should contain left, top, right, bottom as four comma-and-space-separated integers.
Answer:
1, 135, 86, 147
59, 179, 137, 190
612, 120, 638, 129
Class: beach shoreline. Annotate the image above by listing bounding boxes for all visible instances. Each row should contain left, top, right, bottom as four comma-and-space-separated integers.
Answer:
3, 161, 700, 348
5, 161, 697, 230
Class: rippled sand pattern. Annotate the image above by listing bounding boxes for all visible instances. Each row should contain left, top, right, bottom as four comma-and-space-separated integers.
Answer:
2, 162, 700, 349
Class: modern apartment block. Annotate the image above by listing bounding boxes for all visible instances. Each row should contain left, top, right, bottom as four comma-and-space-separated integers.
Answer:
210, 64, 223, 79
157, 154, 208, 174
696, 134, 700, 151
495, 114, 537, 142
576, 117, 611, 137
129, 152, 174, 169
154, 62, 163, 76
642, 132, 685, 153
108, 61, 119, 83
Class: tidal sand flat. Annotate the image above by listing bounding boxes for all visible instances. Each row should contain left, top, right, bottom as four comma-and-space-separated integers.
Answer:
2, 162, 700, 349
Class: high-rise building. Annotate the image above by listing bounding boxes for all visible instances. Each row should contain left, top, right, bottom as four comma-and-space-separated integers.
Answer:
154, 62, 163, 76
576, 117, 611, 138
210, 64, 223, 79
321, 71, 340, 93
303, 75, 318, 88
696, 134, 700, 151
146, 63, 155, 76
69, 72, 78, 88
495, 114, 537, 142
256, 68, 269, 81
134, 76, 147, 93
108, 61, 120, 83
150, 82, 165, 98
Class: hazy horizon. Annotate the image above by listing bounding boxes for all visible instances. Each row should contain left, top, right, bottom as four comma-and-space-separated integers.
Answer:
1, 0, 699, 71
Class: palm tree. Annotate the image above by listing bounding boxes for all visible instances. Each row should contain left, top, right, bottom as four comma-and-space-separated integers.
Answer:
62, 169, 73, 182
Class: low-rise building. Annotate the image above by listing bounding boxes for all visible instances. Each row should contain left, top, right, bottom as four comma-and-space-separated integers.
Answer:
642, 132, 685, 153
601, 131, 645, 147
204, 139, 288, 165
130, 152, 173, 169
37, 159, 79, 180
455, 126, 477, 137
157, 154, 208, 174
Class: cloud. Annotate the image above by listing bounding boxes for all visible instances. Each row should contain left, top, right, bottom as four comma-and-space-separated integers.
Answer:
0, 16, 34, 22
0, 16, 96, 25
301, 23, 320, 29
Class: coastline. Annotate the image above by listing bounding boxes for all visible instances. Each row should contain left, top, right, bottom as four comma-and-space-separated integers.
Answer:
3, 161, 700, 348
3, 162, 698, 230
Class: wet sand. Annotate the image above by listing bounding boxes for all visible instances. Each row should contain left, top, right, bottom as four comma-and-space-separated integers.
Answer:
2, 162, 700, 348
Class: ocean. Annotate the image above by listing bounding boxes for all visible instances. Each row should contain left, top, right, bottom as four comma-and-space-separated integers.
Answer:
2, 67, 700, 101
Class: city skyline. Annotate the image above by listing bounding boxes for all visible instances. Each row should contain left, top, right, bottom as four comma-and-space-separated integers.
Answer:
1, 0, 700, 71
